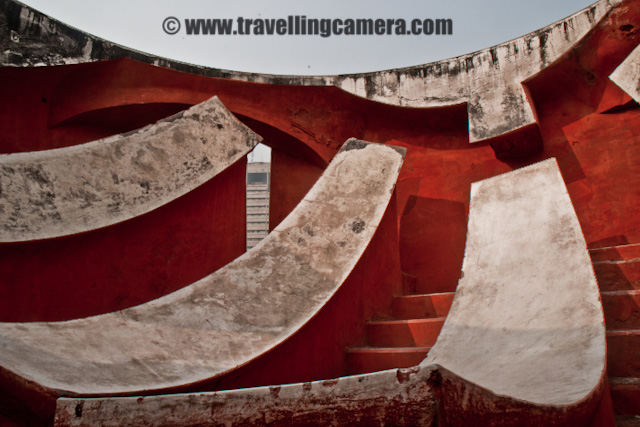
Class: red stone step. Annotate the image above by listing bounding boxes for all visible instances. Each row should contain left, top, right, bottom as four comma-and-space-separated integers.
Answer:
589, 245, 640, 292
590, 243, 640, 263
391, 293, 455, 320
616, 415, 640, 427
593, 260, 640, 292
610, 377, 640, 416
366, 318, 445, 348
607, 331, 640, 378
346, 347, 430, 375
602, 291, 640, 330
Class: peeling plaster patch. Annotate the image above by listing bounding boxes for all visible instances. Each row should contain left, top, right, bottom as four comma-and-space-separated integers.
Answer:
396, 366, 420, 384
341, 139, 368, 151
269, 386, 281, 398
351, 219, 365, 234
538, 31, 550, 65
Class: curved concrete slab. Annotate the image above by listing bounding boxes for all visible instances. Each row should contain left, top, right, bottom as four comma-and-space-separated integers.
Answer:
0, 96, 259, 242
423, 158, 606, 406
610, 43, 640, 104
0, 0, 622, 143
0, 140, 404, 399
52, 158, 608, 426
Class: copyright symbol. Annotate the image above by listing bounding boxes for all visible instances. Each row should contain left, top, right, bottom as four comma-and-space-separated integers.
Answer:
163, 17, 180, 35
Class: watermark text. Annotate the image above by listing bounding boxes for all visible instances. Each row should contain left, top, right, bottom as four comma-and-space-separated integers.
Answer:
163, 16, 453, 37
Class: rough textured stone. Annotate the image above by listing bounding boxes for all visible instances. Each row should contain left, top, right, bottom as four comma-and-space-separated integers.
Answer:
0, 140, 404, 397
52, 158, 608, 426
54, 368, 436, 427
0, 96, 259, 242
0, 0, 620, 143
610, 44, 640, 104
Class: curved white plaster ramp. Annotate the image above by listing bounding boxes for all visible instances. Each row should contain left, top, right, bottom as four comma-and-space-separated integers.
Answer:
423, 157, 606, 406
1, 0, 621, 143
610, 43, 640, 104
54, 158, 606, 426
0, 96, 260, 242
0, 139, 405, 398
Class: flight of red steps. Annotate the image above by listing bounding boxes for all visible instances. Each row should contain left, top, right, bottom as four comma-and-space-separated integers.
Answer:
346, 244, 640, 426
592, 243, 640, 426
346, 273, 454, 375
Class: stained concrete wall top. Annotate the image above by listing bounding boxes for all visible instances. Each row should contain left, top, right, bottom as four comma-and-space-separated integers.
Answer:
329, 0, 619, 143
423, 158, 606, 406
55, 367, 437, 427
610, 43, 640, 104
0, 96, 259, 242
0, 139, 404, 396
0, 0, 621, 142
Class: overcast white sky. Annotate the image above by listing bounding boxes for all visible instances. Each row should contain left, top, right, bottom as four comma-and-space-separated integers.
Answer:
20, 0, 596, 161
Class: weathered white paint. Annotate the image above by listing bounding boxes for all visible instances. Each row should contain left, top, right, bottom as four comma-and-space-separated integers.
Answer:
610, 43, 640, 104
0, 0, 621, 143
423, 158, 606, 405
0, 140, 405, 396
55, 367, 437, 427
331, 0, 619, 142
0, 96, 260, 242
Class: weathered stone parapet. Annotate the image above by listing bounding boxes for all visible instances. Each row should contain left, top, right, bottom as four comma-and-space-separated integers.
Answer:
0, 0, 625, 145
55, 367, 436, 427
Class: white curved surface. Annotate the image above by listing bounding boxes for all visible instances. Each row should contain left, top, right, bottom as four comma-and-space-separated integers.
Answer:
52, 158, 607, 426
422, 158, 606, 405
0, 139, 405, 396
0, 96, 260, 242
610, 43, 640, 104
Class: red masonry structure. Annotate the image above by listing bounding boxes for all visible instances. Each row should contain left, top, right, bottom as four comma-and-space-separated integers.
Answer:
0, 0, 639, 425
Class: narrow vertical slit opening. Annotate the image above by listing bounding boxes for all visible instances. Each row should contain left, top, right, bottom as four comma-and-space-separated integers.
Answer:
246, 144, 271, 250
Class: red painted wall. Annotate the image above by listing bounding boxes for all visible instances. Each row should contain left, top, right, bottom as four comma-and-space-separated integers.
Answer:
0, 65, 190, 154
269, 148, 324, 231
0, 3, 638, 425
